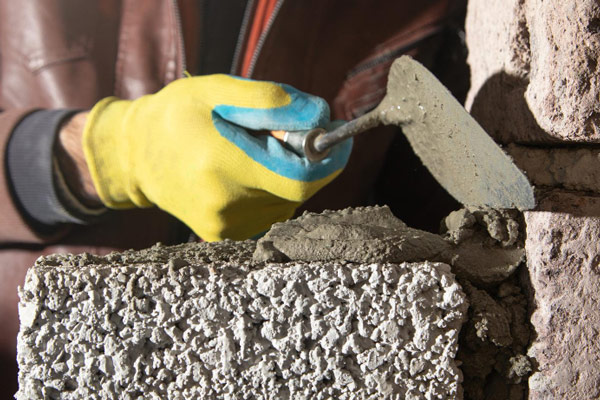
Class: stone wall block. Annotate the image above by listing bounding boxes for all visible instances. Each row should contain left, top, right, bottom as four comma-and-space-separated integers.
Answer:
466, 0, 600, 143
525, 211, 600, 399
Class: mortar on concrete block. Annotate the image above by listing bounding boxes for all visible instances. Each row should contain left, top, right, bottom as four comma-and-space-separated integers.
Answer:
256, 205, 533, 399
17, 206, 531, 399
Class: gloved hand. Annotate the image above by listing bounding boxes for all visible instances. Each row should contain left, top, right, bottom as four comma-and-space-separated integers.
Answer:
83, 75, 352, 241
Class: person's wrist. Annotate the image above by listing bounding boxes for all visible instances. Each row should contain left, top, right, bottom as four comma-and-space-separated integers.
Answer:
55, 111, 103, 207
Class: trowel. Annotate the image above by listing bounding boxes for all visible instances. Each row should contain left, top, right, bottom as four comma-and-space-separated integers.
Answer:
276, 55, 535, 211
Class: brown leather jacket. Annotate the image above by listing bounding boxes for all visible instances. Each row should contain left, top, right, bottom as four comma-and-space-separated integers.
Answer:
0, 0, 460, 395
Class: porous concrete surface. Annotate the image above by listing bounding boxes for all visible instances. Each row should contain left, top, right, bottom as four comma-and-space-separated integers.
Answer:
525, 211, 600, 399
17, 206, 533, 399
506, 144, 600, 194
17, 238, 467, 399
465, 0, 600, 143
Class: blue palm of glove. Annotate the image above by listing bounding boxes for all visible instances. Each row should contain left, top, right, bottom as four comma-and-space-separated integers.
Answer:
212, 82, 353, 182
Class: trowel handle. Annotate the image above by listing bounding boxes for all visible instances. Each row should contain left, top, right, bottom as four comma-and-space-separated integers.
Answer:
253, 129, 327, 161
259, 110, 379, 162
274, 110, 380, 162
251, 129, 326, 161
273, 128, 330, 162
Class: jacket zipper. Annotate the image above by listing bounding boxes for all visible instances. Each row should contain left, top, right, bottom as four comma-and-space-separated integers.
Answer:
246, 0, 285, 78
230, 0, 256, 75
172, 0, 187, 78
230, 0, 285, 77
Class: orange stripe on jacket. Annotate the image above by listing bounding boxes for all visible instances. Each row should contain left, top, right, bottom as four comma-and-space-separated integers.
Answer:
241, 0, 278, 78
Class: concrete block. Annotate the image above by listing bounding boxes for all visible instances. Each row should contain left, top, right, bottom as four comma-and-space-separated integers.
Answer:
525, 211, 600, 399
465, 0, 600, 143
17, 240, 467, 399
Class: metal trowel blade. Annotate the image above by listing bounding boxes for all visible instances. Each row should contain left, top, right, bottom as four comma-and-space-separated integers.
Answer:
379, 56, 535, 210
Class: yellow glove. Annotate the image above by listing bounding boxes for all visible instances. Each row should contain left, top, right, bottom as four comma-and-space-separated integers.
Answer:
83, 75, 352, 241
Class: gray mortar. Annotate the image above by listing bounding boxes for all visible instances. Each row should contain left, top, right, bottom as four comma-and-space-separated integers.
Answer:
443, 210, 532, 400
253, 206, 451, 264
17, 238, 467, 399
255, 206, 525, 288
256, 206, 532, 399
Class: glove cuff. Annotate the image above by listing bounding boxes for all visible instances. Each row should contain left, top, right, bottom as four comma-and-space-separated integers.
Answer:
83, 97, 152, 209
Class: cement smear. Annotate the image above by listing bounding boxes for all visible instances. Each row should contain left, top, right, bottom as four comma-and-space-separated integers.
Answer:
257, 206, 532, 399
253, 206, 451, 264
18, 240, 467, 399
256, 206, 525, 287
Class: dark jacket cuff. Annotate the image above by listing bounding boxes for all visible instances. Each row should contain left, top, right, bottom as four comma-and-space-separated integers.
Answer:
6, 109, 106, 234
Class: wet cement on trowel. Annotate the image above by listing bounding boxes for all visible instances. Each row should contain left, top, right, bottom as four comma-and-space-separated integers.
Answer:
329, 56, 534, 211
255, 206, 532, 399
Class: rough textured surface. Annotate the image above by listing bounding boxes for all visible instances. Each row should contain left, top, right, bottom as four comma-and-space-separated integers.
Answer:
455, 276, 531, 400
17, 206, 534, 399
464, 3, 600, 399
466, 0, 600, 143
442, 208, 525, 288
17, 240, 467, 399
525, 211, 600, 399
507, 144, 600, 193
